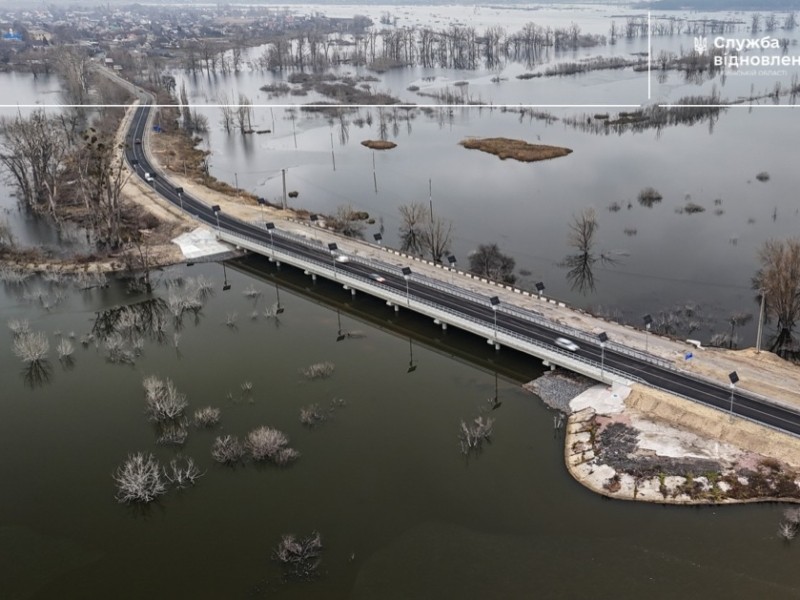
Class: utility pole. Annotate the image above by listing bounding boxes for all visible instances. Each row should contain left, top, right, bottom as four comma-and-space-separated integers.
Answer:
281, 168, 287, 209
330, 131, 336, 171
429, 178, 433, 220
372, 151, 377, 194
756, 290, 766, 353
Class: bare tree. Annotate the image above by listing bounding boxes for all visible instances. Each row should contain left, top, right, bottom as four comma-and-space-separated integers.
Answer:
179, 82, 193, 132
218, 92, 234, 134
328, 204, 366, 238
468, 243, 516, 284
235, 94, 253, 133
752, 238, 800, 356
568, 207, 598, 253
398, 202, 427, 255
0, 110, 69, 218
75, 128, 132, 249
421, 214, 453, 263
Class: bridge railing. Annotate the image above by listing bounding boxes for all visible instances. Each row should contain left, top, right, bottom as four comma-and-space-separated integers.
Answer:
251, 220, 674, 369
224, 226, 638, 384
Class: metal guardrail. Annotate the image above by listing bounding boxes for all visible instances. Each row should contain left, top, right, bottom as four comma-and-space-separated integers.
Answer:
223, 226, 635, 384
257, 221, 677, 370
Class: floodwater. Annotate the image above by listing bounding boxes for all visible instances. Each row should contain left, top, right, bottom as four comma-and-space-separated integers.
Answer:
1, 258, 799, 599
172, 0, 800, 346
3, 5, 800, 597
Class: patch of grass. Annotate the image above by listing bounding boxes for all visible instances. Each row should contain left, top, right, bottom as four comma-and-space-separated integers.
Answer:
755, 171, 770, 182
684, 202, 705, 214
459, 137, 572, 162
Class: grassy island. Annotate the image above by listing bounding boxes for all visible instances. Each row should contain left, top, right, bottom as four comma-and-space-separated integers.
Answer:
361, 140, 397, 150
459, 137, 572, 162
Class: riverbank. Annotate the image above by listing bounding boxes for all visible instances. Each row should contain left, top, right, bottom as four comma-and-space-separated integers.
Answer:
530, 371, 800, 505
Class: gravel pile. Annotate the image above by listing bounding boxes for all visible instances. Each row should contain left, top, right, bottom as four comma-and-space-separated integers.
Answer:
525, 371, 595, 413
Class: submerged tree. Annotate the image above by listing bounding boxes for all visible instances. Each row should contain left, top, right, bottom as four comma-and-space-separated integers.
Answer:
397, 201, 453, 263
560, 207, 617, 295
0, 110, 70, 218
752, 238, 800, 357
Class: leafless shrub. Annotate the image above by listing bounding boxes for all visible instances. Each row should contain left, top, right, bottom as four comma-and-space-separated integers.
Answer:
211, 435, 246, 464
300, 361, 335, 379
300, 404, 328, 427
623, 228, 638, 236
56, 339, 74, 359
225, 312, 238, 327
156, 420, 189, 446
756, 171, 770, 182
240, 381, 253, 392
105, 333, 135, 364
7, 318, 30, 337
242, 285, 262, 299
779, 521, 797, 541
273, 531, 323, 580
638, 187, 663, 207
74, 271, 107, 291
785, 507, 800, 526
194, 406, 221, 427
113, 452, 166, 504
189, 275, 215, 299
684, 202, 705, 214
143, 376, 188, 422
246, 426, 299, 465
164, 456, 203, 488
607, 201, 621, 212
0, 266, 30, 285
459, 416, 494, 455
13, 331, 49, 364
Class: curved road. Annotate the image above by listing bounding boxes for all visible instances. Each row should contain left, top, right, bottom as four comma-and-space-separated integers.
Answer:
123, 101, 800, 437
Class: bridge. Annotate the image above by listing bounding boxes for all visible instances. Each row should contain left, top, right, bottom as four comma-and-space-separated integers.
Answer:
123, 98, 800, 438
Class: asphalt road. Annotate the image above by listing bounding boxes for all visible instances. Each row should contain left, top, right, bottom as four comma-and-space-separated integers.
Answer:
123, 101, 800, 437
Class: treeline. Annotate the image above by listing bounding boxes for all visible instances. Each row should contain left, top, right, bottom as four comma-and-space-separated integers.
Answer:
182, 11, 797, 76
0, 48, 138, 251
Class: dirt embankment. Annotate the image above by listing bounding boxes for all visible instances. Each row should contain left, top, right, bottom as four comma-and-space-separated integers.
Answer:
459, 137, 572, 162
561, 383, 800, 505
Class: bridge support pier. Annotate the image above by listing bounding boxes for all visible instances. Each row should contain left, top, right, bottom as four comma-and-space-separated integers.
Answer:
311, 274, 317, 282
351, 289, 356, 297
441, 322, 447, 330
394, 305, 399, 313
